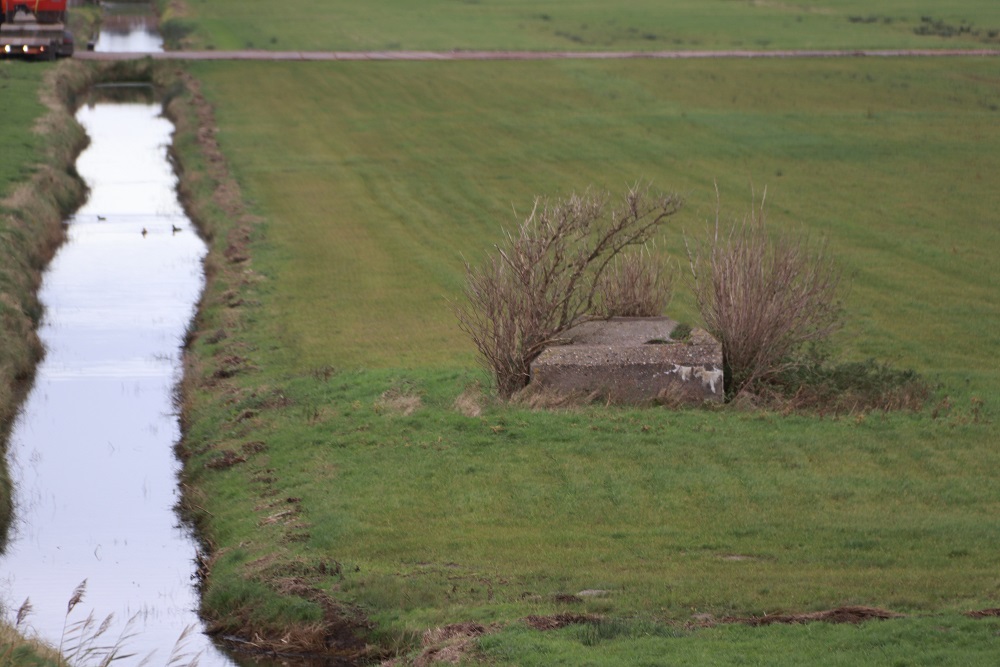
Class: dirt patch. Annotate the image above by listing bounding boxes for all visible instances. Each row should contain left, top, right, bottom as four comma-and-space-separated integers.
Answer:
212, 353, 252, 379
453, 383, 485, 417
722, 606, 904, 626
204, 449, 247, 469
523, 612, 599, 630
965, 608, 1000, 618
421, 622, 490, 646
375, 387, 423, 416
215, 576, 376, 663
381, 622, 494, 667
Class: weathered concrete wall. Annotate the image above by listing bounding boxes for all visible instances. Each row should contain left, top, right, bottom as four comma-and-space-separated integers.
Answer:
529, 317, 724, 404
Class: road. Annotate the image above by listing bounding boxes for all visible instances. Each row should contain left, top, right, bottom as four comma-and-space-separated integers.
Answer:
75, 48, 1000, 62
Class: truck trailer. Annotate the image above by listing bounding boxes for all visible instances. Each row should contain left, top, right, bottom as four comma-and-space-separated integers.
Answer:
0, 0, 73, 59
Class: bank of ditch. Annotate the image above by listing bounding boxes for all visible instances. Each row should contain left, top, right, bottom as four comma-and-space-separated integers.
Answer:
0, 63, 87, 542
162, 67, 381, 661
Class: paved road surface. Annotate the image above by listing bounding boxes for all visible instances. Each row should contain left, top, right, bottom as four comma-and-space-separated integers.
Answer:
76, 48, 1000, 62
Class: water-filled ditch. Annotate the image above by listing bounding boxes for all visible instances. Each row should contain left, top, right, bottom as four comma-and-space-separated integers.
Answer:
0, 87, 246, 665
0, 6, 252, 666
91, 1, 164, 53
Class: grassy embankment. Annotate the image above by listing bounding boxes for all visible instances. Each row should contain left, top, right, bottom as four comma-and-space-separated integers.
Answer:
157, 0, 1000, 52
171, 54, 1000, 665
0, 62, 87, 542
0, 0, 104, 543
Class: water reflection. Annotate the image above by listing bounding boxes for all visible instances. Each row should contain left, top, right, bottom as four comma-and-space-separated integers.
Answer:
92, 1, 164, 53
0, 96, 233, 665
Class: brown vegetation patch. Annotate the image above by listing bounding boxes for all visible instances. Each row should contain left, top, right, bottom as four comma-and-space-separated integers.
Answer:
723, 606, 903, 626
411, 642, 473, 666
259, 509, 296, 526
381, 622, 496, 667
242, 440, 268, 455
251, 469, 278, 486
210, 563, 375, 662
965, 608, 1000, 618
523, 612, 599, 630
375, 387, 423, 416
453, 383, 485, 417
213, 354, 251, 379
513, 384, 598, 410
422, 622, 490, 647
205, 327, 228, 344
205, 449, 247, 469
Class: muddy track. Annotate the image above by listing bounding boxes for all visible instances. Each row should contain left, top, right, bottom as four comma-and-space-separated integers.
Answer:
76, 48, 1000, 62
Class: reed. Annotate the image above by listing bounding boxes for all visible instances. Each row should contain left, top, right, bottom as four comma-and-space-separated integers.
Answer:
4, 581, 202, 667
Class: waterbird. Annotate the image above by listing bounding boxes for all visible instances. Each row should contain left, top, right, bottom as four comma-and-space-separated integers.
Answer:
171, 224, 182, 234
97, 215, 106, 221
141, 228, 148, 237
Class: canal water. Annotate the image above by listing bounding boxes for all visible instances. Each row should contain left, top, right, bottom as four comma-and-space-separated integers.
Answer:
0, 6, 245, 666
91, 1, 164, 53
0, 96, 242, 665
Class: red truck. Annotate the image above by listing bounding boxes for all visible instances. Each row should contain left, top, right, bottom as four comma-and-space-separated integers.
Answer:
1, 0, 73, 59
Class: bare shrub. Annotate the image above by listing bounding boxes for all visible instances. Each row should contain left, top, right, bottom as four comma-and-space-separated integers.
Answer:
595, 245, 674, 317
686, 190, 843, 397
457, 185, 682, 398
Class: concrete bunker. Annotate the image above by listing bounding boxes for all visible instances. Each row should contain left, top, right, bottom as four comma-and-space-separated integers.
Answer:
529, 317, 724, 405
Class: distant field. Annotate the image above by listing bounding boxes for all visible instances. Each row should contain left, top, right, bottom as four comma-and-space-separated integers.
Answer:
179, 55, 1000, 663
162, 0, 1000, 52
190, 57, 1000, 388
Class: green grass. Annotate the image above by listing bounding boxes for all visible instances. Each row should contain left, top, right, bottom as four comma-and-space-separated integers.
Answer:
172, 55, 1000, 663
0, 64, 47, 200
161, 0, 1000, 52
189, 57, 1000, 388
188, 369, 1000, 618
479, 614, 1000, 666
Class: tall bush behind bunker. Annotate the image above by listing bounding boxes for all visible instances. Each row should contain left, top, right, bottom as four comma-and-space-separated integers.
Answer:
595, 244, 675, 318
686, 190, 843, 398
457, 185, 682, 398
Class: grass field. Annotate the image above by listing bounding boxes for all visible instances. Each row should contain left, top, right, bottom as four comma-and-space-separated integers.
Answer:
160, 0, 1000, 52
0, 3, 997, 665
189, 57, 1000, 384
173, 55, 1000, 664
